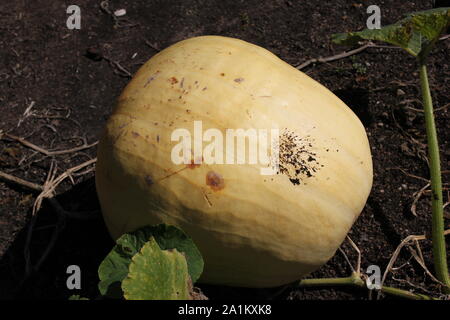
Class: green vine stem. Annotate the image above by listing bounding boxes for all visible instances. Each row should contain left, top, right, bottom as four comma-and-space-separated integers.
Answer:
299, 273, 364, 288
299, 272, 436, 300
419, 62, 450, 293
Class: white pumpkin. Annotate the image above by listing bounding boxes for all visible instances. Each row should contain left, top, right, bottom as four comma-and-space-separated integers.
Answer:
95, 36, 373, 288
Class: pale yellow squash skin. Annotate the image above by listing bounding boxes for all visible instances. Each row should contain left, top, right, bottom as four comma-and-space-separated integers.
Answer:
95, 36, 373, 288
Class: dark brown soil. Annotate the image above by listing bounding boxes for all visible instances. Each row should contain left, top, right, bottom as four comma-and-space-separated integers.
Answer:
0, 0, 448, 300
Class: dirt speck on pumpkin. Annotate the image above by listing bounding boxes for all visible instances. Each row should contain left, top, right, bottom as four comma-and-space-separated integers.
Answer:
169, 77, 178, 84
278, 129, 321, 185
206, 171, 225, 191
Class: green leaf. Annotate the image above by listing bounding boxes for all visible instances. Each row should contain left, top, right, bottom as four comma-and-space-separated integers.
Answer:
142, 224, 204, 284
98, 224, 203, 298
121, 238, 191, 300
98, 232, 143, 298
68, 295, 89, 300
332, 8, 450, 59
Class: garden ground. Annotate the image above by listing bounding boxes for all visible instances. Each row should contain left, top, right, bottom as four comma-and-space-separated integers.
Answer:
0, 0, 448, 299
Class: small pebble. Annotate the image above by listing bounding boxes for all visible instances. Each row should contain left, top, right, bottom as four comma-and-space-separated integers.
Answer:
396, 89, 406, 96
114, 9, 126, 17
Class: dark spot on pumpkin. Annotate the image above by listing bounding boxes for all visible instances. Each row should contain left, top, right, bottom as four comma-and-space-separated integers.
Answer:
169, 77, 178, 84
187, 156, 203, 169
187, 163, 200, 169
144, 175, 153, 186
156, 135, 160, 143
220, 73, 225, 76
202, 87, 207, 91
131, 131, 140, 138
180, 77, 184, 88
206, 171, 225, 191
234, 78, 244, 83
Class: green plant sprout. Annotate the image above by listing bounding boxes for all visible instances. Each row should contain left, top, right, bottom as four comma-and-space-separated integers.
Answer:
299, 7, 450, 298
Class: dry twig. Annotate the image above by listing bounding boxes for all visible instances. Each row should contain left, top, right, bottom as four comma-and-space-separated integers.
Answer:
411, 182, 431, 217
378, 231, 450, 300
0, 170, 43, 192
296, 42, 376, 70
144, 40, 161, 52
3, 133, 98, 156
338, 236, 361, 274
